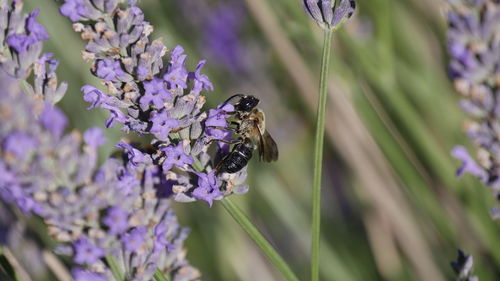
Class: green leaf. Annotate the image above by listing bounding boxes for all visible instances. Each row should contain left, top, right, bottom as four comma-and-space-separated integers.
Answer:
221, 198, 300, 281
105, 255, 124, 281
0, 247, 21, 281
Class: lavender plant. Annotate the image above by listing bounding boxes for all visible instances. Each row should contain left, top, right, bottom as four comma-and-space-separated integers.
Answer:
447, 0, 500, 217
57, 0, 250, 207
56, 2, 303, 280
0, 1, 200, 280
451, 250, 479, 281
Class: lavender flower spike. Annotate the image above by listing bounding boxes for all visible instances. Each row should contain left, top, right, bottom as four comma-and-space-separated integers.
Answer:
59, 0, 249, 206
303, 0, 356, 30
0, 0, 67, 104
451, 250, 479, 281
447, 0, 500, 217
0, 2, 201, 280
0, 71, 201, 281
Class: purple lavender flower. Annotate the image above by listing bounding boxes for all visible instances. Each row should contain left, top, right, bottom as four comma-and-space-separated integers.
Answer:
34, 53, 68, 104
153, 220, 175, 254
140, 77, 172, 109
451, 146, 488, 179
3, 131, 37, 160
150, 110, 180, 140
205, 103, 234, 140
7, 34, 33, 53
303, 0, 356, 30
451, 250, 478, 281
0, 3, 67, 99
59, 0, 88, 22
448, 0, 500, 217
102, 103, 128, 128
6, 8, 48, 53
0, 2, 201, 280
25, 9, 49, 41
95, 59, 126, 81
59, 0, 117, 23
59, 0, 250, 206
175, 0, 250, 74
74, 238, 105, 265
121, 226, 147, 252
191, 60, 214, 91
102, 207, 129, 235
161, 142, 194, 171
40, 105, 68, 137
0, 71, 201, 280
82, 85, 110, 109
83, 127, 107, 148
72, 268, 108, 281
116, 141, 151, 167
192, 171, 223, 207
203, 3, 247, 73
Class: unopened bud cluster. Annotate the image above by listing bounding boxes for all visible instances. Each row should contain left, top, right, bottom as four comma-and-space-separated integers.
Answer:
303, 0, 356, 30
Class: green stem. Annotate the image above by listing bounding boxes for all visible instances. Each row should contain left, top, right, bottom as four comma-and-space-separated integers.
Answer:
105, 255, 124, 281
221, 198, 300, 281
154, 269, 171, 281
0, 247, 20, 281
311, 29, 333, 281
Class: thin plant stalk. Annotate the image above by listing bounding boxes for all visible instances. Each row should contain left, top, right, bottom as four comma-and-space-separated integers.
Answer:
311, 28, 333, 281
221, 198, 300, 281
154, 269, 171, 281
105, 255, 124, 281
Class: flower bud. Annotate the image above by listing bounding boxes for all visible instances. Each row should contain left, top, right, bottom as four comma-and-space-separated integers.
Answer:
303, 0, 356, 30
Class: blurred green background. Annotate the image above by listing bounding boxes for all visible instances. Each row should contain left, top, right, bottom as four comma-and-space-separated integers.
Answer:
22, 0, 499, 280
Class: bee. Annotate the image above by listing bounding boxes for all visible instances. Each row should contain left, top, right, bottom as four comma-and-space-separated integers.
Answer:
212, 94, 279, 174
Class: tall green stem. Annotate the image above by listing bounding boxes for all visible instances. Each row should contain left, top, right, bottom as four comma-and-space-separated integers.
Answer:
154, 269, 171, 281
221, 198, 300, 281
311, 29, 333, 281
105, 255, 124, 281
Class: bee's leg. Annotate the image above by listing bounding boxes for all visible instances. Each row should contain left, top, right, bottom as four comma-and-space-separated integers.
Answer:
214, 154, 230, 175
171, 125, 189, 133
205, 138, 242, 146
220, 110, 236, 115
230, 121, 240, 131
207, 125, 238, 132
219, 180, 228, 191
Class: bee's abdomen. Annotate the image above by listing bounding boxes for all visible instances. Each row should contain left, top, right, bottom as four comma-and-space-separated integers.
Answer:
221, 147, 253, 173
223, 156, 247, 173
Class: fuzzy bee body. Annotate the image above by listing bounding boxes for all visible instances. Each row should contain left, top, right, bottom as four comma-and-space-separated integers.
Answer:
214, 95, 278, 174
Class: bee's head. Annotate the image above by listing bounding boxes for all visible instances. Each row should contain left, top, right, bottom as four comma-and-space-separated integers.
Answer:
235, 95, 260, 112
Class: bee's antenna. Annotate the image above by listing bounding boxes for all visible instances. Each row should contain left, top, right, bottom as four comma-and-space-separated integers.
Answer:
221, 94, 245, 107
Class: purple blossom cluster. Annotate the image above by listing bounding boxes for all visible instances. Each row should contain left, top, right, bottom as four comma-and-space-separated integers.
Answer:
0, 1, 200, 280
451, 250, 479, 281
447, 0, 500, 217
59, 0, 249, 206
0, 73, 200, 281
203, 3, 247, 73
175, 0, 248, 74
0, 0, 67, 103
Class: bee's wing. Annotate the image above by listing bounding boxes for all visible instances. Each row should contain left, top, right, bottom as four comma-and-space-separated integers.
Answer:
258, 130, 279, 162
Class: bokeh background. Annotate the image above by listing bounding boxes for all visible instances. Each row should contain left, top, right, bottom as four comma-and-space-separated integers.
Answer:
18, 0, 499, 280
